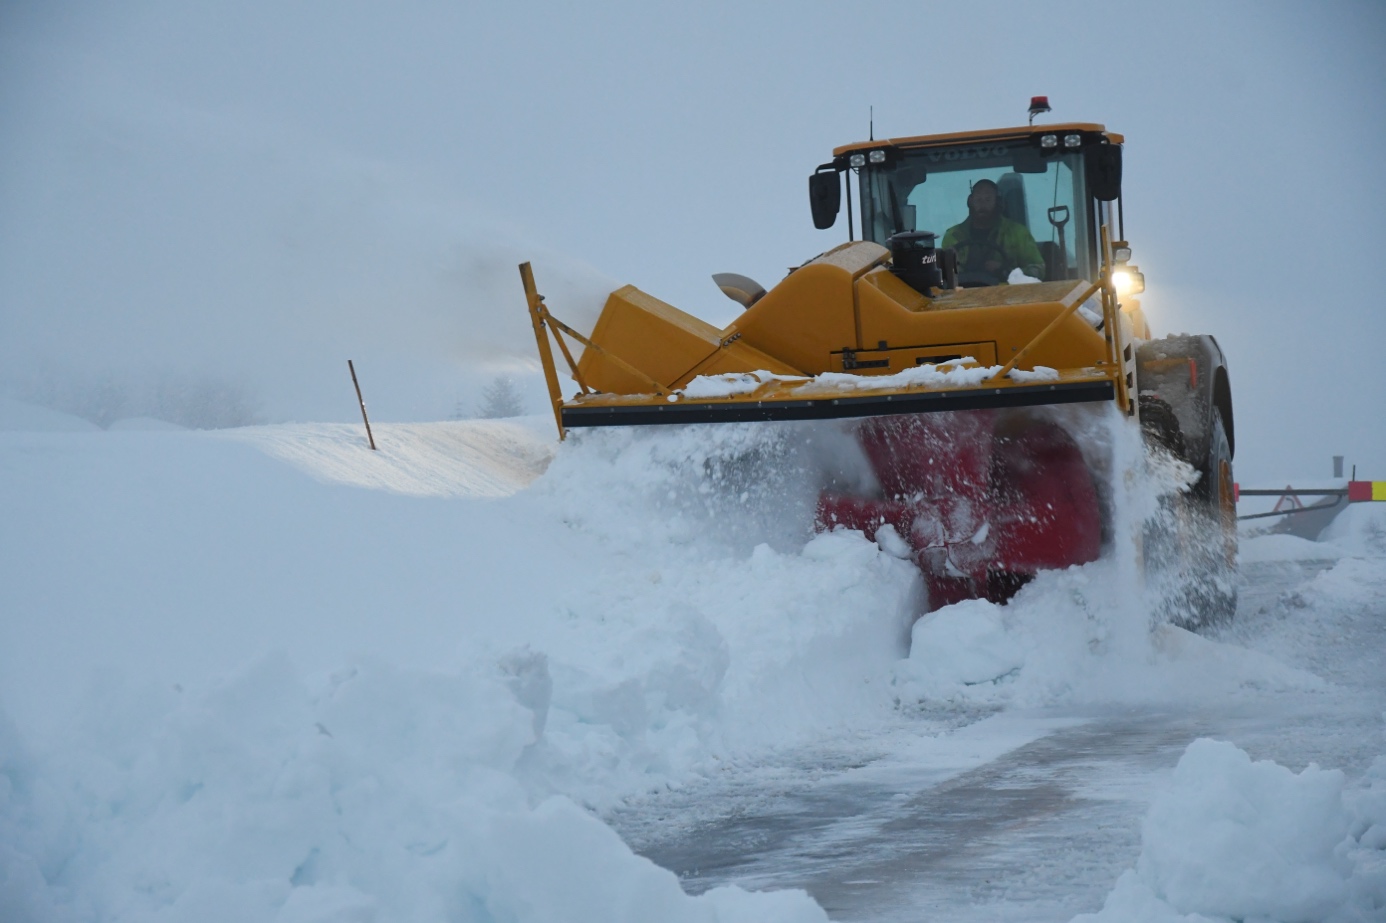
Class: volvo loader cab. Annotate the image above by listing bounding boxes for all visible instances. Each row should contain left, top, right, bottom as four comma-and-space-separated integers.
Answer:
811, 123, 1126, 289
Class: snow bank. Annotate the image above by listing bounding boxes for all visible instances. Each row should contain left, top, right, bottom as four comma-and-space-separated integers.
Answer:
222, 419, 555, 498
1237, 500, 1386, 565
107, 417, 187, 432
1237, 498, 1386, 565
1239, 531, 1343, 563
1289, 554, 1386, 617
1, 419, 916, 920
0, 656, 828, 923
0, 396, 99, 432
1321, 501, 1386, 558
1072, 739, 1386, 923
4, 404, 1374, 920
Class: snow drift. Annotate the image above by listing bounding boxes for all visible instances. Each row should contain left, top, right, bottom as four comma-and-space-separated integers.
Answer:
2, 405, 1382, 922
0, 411, 916, 921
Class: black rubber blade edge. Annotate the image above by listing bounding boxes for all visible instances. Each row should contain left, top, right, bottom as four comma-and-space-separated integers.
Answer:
562, 379, 1115, 427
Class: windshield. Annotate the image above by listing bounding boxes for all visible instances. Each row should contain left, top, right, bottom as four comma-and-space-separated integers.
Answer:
857, 143, 1096, 286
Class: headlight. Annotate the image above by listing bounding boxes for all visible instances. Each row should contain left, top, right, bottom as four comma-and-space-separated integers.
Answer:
1040, 134, 1058, 149
1063, 133, 1082, 148
1112, 268, 1146, 295
868, 149, 887, 163
849, 153, 866, 168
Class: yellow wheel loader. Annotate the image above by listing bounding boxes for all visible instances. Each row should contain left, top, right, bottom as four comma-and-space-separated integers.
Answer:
520, 103, 1237, 623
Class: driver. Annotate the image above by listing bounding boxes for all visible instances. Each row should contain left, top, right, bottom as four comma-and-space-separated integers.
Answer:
942, 179, 1045, 283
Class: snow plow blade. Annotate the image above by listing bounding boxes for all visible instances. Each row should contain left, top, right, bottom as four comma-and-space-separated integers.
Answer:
557, 373, 1115, 428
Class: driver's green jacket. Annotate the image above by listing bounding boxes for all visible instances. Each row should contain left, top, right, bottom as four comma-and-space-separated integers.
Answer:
942, 216, 1045, 282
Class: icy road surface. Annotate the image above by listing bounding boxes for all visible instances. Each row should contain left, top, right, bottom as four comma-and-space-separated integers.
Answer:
1, 405, 1383, 922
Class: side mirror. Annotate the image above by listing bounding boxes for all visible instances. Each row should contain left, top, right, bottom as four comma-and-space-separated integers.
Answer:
1086, 144, 1122, 201
809, 167, 841, 230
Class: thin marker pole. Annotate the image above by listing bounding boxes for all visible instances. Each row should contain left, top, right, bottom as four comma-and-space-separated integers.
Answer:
348, 359, 376, 450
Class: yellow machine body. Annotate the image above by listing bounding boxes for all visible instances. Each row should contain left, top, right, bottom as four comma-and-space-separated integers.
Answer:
522, 242, 1138, 435
519, 121, 1148, 437
581, 241, 1115, 389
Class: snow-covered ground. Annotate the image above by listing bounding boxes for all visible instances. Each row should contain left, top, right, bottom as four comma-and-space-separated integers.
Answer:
1, 400, 1383, 922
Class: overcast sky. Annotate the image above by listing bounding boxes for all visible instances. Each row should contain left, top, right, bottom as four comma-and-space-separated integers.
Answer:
1, 0, 1383, 483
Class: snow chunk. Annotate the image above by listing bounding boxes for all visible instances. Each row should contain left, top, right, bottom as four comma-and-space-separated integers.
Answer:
1075, 739, 1386, 923
680, 371, 808, 399
800, 361, 993, 393
1140, 740, 1349, 920
874, 523, 913, 560
1008, 365, 1060, 382
898, 598, 1025, 687
676, 359, 1067, 403
1008, 267, 1043, 285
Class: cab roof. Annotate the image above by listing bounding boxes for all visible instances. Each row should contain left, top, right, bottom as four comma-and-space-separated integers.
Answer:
833, 122, 1122, 157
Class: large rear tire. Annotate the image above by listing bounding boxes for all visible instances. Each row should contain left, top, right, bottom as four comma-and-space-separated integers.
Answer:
1190, 408, 1238, 625
1142, 402, 1238, 629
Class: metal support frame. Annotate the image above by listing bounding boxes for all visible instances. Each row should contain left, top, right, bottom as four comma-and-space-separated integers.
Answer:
986, 280, 1101, 383
520, 261, 676, 440
984, 225, 1129, 416
1098, 224, 1132, 414
519, 262, 568, 440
